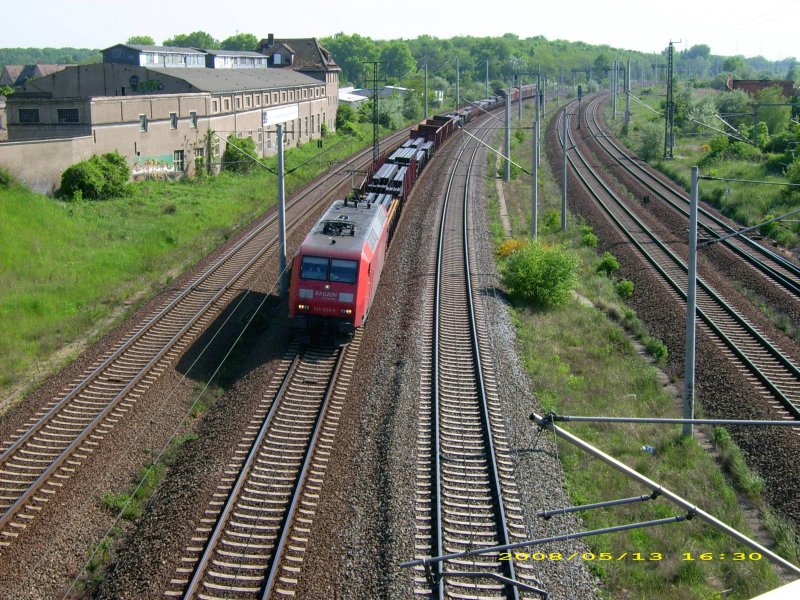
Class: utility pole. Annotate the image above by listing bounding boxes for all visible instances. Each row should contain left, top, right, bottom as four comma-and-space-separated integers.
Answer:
456, 57, 460, 108
683, 167, 699, 437
561, 110, 568, 231
363, 61, 386, 162
611, 50, 619, 121
664, 42, 675, 159
424, 62, 429, 119
535, 86, 541, 166
504, 81, 511, 181
485, 59, 489, 98
277, 124, 287, 297
624, 57, 632, 133
532, 115, 539, 239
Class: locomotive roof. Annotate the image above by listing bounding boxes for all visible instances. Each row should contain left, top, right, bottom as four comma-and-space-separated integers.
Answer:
300, 198, 388, 255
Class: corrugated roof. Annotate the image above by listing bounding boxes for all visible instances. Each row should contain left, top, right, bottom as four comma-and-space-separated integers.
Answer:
204, 49, 266, 57
104, 43, 205, 55
148, 67, 320, 92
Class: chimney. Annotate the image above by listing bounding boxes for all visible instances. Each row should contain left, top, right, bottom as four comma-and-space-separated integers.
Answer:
268, 34, 274, 48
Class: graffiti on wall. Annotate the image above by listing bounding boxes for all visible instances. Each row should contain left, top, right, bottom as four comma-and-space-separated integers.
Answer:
129, 75, 164, 93
132, 154, 177, 180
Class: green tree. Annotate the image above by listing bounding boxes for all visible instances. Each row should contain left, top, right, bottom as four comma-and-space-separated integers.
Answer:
755, 86, 791, 136
163, 31, 219, 49
0, 85, 13, 97
637, 121, 663, 161
402, 91, 422, 121
685, 44, 710, 60
221, 33, 258, 51
335, 104, 356, 129
380, 40, 416, 81
222, 134, 257, 173
722, 55, 747, 75
320, 33, 379, 86
126, 35, 155, 46
715, 89, 752, 130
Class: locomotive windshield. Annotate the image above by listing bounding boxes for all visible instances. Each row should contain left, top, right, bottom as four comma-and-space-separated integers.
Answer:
300, 256, 358, 284
300, 256, 328, 281
330, 259, 358, 283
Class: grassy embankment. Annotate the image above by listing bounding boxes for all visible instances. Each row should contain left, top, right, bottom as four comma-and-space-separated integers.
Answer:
606, 87, 800, 343
0, 123, 378, 407
609, 85, 799, 248
488, 99, 796, 599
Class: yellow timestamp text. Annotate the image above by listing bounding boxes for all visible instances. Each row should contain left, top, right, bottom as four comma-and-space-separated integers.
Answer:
499, 551, 763, 562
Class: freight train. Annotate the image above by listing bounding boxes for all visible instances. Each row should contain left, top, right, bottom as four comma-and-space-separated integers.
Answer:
288, 87, 536, 338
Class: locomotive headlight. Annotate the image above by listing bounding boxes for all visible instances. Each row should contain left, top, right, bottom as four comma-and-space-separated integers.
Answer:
341, 308, 353, 315
298, 304, 310, 310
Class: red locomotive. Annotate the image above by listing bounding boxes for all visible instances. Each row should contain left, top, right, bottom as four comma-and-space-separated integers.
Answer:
289, 87, 534, 338
288, 194, 399, 337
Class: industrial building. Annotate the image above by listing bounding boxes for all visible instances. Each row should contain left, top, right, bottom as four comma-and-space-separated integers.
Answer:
0, 37, 340, 192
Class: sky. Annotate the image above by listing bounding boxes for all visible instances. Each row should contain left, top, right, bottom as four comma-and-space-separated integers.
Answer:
1, 0, 798, 62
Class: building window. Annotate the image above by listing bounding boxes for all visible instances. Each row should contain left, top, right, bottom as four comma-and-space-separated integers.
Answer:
245, 96, 251, 108
224, 98, 230, 111
194, 146, 204, 171
139, 114, 148, 132
281, 91, 286, 103
170, 112, 178, 129
57, 108, 79, 123
255, 95, 260, 107
235, 97, 241, 110
174, 150, 185, 172
304, 116, 308, 135
212, 100, 218, 113
273, 92, 278, 104
190, 111, 197, 128
19, 108, 40, 123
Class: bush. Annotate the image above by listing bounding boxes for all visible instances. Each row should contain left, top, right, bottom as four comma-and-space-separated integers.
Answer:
541, 209, 560, 232
637, 120, 663, 161
335, 104, 356, 129
500, 241, 578, 308
597, 251, 620, 276
578, 224, 598, 248
222, 134, 257, 173
645, 337, 669, 363
59, 151, 130, 200
497, 238, 526, 258
616, 278, 634, 298
0, 167, 12, 188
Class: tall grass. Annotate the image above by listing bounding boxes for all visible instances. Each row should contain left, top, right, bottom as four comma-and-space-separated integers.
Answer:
490, 99, 786, 598
0, 124, 376, 403
613, 90, 799, 247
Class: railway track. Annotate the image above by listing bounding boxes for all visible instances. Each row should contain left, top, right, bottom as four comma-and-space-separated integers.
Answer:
586, 94, 800, 301
166, 333, 361, 599
0, 130, 409, 550
414, 113, 541, 598
559, 99, 800, 427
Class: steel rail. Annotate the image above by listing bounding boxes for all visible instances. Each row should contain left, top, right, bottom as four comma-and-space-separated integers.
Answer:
0, 129, 411, 535
558, 102, 800, 418
180, 352, 302, 599
0, 127, 409, 467
585, 94, 800, 298
431, 120, 518, 599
